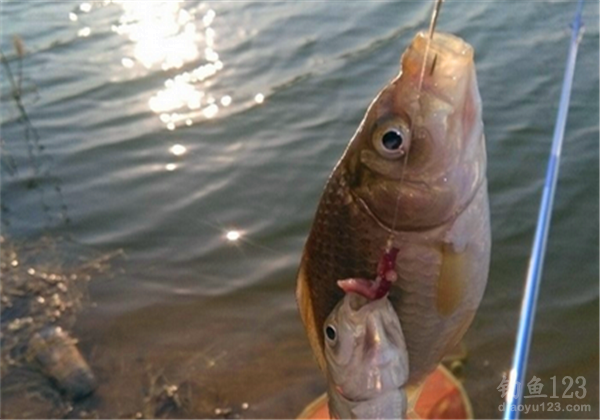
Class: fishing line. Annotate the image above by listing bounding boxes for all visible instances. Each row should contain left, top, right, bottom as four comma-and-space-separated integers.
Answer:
383, 3, 444, 409
386, 0, 445, 249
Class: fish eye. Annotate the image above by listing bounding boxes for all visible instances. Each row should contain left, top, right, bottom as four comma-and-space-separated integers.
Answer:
382, 130, 403, 150
372, 119, 411, 160
325, 325, 337, 343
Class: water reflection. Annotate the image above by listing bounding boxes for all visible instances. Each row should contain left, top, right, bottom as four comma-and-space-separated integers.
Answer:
64, 1, 270, 175
121, 57, 134, 68
66, 1, 266, 133
112, 1, 199, 70
226, 230, 241, 242
108, 1, 227, 129
221, 95, 232, 107
77, 27, 91, 38
168, 144, 187, 156
79, 2, 92, 13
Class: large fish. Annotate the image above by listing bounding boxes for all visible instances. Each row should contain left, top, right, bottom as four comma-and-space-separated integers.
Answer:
296, 31, 490, 385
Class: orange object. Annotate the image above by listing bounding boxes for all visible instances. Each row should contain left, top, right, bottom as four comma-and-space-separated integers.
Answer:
297, 365, 473, 419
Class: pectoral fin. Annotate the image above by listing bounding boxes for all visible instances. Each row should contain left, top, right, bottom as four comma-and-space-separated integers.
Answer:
436, 244, 469, 317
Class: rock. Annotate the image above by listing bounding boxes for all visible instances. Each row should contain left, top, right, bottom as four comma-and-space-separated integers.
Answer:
27, 326, 97, 399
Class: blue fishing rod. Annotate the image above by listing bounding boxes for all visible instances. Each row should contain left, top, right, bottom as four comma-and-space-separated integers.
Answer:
503, 0, 585, 418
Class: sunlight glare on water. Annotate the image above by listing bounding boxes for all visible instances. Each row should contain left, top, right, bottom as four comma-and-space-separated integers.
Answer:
79, 2, 92, 13
226, 230, 241, 242
77, 27, 91, 38
113, 1, 198, 70
109, 1, 227, 129
169, 144, 187, 156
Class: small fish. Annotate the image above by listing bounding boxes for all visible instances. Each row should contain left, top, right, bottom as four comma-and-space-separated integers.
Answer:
324, 292, 409, 419
324, 250, 409, 419
297, 30, 490, 385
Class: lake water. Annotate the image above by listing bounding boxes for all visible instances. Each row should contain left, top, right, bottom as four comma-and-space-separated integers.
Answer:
1, 1, 598, 419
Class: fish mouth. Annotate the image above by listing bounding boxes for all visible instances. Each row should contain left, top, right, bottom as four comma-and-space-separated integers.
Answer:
404, 32, 474, 105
